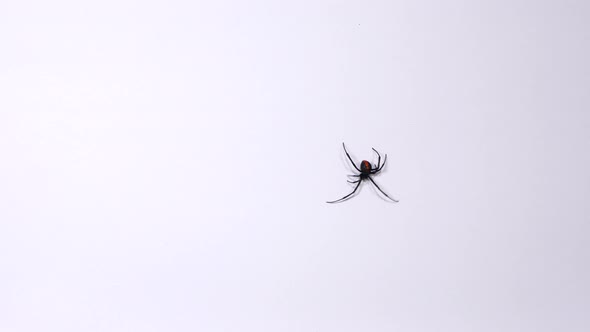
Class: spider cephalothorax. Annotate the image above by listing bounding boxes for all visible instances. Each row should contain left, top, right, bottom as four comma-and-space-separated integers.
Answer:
327, 143, 398, 203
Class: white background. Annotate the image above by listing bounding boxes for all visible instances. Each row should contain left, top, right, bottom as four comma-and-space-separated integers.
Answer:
1, 0, 589, 331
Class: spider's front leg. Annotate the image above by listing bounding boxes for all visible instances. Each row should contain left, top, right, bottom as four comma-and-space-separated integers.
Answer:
342, 143, 362, 172
376, 154, 387, 172
372, 148, 381, 170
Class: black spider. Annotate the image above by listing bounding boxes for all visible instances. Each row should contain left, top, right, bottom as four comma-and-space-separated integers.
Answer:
327, 143, 399, 203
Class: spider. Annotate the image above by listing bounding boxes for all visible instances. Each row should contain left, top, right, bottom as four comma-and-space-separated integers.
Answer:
327, 143, 399, 203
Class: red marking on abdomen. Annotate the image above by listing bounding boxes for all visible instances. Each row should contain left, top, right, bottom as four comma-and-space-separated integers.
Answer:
362, 160, 371, 171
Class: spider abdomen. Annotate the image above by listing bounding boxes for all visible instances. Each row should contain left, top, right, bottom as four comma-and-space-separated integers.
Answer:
360, 160, 372, 173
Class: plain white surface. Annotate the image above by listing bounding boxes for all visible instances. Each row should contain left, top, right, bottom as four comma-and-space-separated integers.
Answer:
1, 0, 589, 331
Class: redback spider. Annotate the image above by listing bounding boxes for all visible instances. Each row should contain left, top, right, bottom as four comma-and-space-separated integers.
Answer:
327, 143, 399, 203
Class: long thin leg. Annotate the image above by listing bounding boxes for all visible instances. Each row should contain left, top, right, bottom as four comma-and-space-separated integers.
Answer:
342, 143, 361, 172
372, 154, 387, 173
372, 148, 381, 169
327, 180, 362, 203
347, 179, 361, 184
367, 176, 398, 202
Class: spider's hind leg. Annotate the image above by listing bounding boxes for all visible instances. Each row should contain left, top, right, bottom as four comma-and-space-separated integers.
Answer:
367, 176, 398, 202
327, 180, 362, 203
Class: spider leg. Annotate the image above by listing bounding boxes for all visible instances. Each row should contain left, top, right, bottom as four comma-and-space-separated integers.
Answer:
372, 148, 381, 169
347, 179, 361, 184
342, 143, 362, 172
372, 154, 387, 173
327, 180, 362, 203
367, 176, 398, 202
